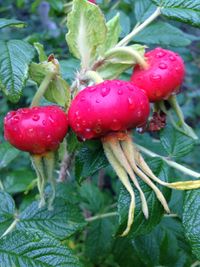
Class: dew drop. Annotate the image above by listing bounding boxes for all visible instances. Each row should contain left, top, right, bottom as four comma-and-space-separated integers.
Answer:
159, 63, 167, 70
47, 134, 52, 141
28, 128, 34, 133
110, 119, 121, 131
89, 87, 96, 92
75, 111, 79, 116
175, 66, 181, 72
81, 96, 85, 102
42, 120, 46, 126
96, 99, 100, 103
169, 55, 176, 61
32, 114, 40, 121
84, 128, 94, 139
49, 115, 55, 123
101, 87, 110, 97
118, 88, 123, 95
150, 74, 161, 82
82, 120, 86, 126
13, 115, 20, 122
128, 97, 135, 110
156, 51, 166, 58
20, 109, 28, 114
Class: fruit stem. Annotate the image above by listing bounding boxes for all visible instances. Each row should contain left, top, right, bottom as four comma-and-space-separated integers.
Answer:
168, 95, 198, 140
105, 47, 148, 69
0, 216, 19, 239
85, 70, 104, 84
136, 144, 200, 179
116, 7, 161, 47
86, 212, 118, 222
31, 71, 56, 107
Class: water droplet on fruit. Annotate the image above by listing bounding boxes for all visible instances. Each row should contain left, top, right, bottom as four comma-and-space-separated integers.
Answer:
128, 97, 133, 105
101, 87, 110, 97
110, 119, 121, 131
169, 55, 176, 61
28, 128, 34, 133
156, 51, 166, 58
89, 87, 96, 92
81, 97, 85, 101
94, 126, 102, 134
75, 111, 79, 116
150, 74, 161, 82
159, 63, 167, 70
20, 109, 28, 114
49, 115, 55, 123
82, 120, 86, 126
137, 111, 142, 117
76, 116, 81, 121
175, 66, 181, 72
84, 128, 94, 139
13, 115, 20, 122
116, 81, 122, 86
96, 99, 100, 103
42, 120, 46, 126
118, 89, 123, 95
32, 114, 40, 121
47, 135, 52, 141
137, 76, 142, 81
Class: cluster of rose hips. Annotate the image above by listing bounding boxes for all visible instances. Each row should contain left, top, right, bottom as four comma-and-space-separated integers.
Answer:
4, 47, 200, 235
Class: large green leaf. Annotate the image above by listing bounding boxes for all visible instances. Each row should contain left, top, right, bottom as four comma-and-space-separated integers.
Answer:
152, 0, 200, 27
66, 0, 107, 68
134, 0, 156, 22
0, 142, 20, 169
17, 198, 86, 240
0, 230, 82, 267
116, 158, 171, 237
0, 18, 26, 29
0, 191, 15, 236
0, 40, 35, 102
160, 126, 194, 158
134, 22, 191, 47
183, 189, 200, 260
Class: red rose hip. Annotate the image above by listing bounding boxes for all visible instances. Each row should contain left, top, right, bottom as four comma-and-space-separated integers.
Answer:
4, 105, 68, 154
131, 47, 185, 102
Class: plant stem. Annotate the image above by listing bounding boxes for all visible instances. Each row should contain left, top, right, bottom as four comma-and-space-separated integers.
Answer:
136, 144, 200, 178
1, 217, 19, 238
86, 212, 118, 222
85, 70, 104, 84
116, 7, 161, 47
31, 72, 55, 107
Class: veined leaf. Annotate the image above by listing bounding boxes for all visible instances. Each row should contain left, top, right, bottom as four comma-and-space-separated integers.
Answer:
0, 18, 26, 29
152, 0, 200, 27
0, 229, 82, 267
66, 0, 107, 68
0, 40, 35, 102
0, 142, 20, 169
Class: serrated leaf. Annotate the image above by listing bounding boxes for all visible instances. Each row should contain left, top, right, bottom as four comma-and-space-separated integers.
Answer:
18, 198, 86, 240
0, 18, 26, 29
85, 218, 115, 263
0, 40, 35, 102
0, 191, 15, 236
99, 13, 121, 54
116, 158, 171, 237
0, 142, 20, 169
183, 189, 200, 260
0, 229, 82, 267
160, 126, 194, 158
75, 143, 108, 183
134, 22, 191, 47
152, 0, 200, 27
66, 0, 107, 68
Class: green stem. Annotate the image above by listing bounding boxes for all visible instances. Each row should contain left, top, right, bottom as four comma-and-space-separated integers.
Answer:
136, 144, 200, 179
86, 212, 118, 222
116, 7, 161, 47
0, 217, 19, 238
85, 70, 103, 84
105, 47, 148, 69
31, 72, 55, 107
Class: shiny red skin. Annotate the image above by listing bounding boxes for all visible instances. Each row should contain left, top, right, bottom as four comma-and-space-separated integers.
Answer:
68, 80, 150, 140
4, 106, 68, 154
88, 0, 96, 3
130, 47, 185, 102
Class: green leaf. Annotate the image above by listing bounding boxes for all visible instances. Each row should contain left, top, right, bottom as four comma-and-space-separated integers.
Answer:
0, 18, 26, 29
116, 158, 171, 237
66, 0, 107, 68
0, 142, 20, 169
152, 0, 200, 27
85, 218, 115, 263
0, 229, 82, 267
0, 40, 35, 102
160, 125, 194, 158
99, 13, 121, 54
134, 0, 156, 22
134, 22, 191, 47
18, 198, 86, 240
34, 42, 47, 62
75, 142, 108, 183
183, 189, 200, 260
2, 169, 35, 194
0, 191, 15, 236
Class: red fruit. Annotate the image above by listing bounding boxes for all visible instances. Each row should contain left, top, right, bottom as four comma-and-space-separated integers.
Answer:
131, 47, 185, 102
68, 80, 150, 140
4, 106, 68, 154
